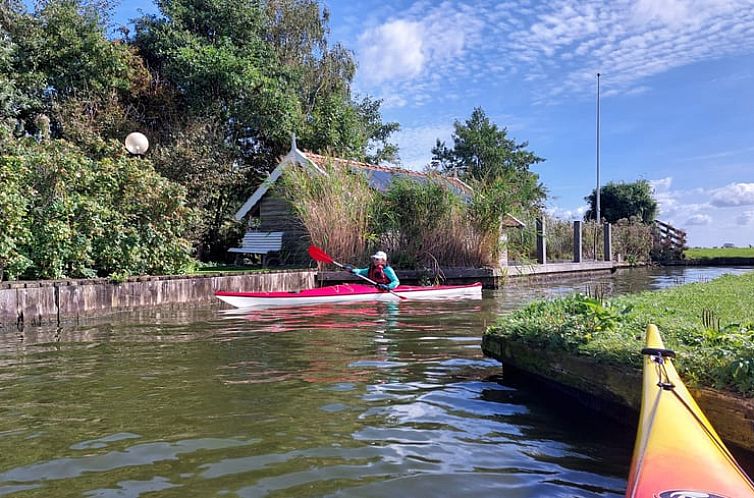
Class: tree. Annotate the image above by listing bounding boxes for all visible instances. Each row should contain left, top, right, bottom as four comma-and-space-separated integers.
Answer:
431, 107, 544, 181
584, 180, 658, 224
431, 107, 546, 211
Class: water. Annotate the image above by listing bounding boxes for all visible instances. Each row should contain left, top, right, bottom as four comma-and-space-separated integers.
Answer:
0, 266, 750, 497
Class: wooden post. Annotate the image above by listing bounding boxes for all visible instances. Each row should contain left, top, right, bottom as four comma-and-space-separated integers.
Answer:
498, 228, 509, 268
536, 217, 546, 265
573, 221, 582, 263
603, 222, 612, 262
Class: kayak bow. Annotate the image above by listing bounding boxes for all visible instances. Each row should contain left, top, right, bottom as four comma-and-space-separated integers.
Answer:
626, 324, 754, 498
215, 282, 482, 308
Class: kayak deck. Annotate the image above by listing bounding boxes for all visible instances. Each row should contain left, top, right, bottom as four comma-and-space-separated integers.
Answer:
626, 324, 754, 497
215, 282, 482, 307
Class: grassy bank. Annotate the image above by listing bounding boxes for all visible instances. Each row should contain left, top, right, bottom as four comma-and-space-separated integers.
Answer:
485, 271, 754, 396
685, 247, 754, 260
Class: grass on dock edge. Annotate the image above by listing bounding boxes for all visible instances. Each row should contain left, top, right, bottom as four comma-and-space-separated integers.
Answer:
485, 271, 754, 396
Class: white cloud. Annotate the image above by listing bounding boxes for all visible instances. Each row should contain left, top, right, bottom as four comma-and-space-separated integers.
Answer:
710, 183, 754, 206
632, 0, 692, 26
392, 124, 453, 169
353, 0, 754, 106
358, 20, 425, 84
651, 177, 673, 192
354, 2, 484, 106
507, 0, 754, 99
737, 210, 754, 225
687, 213, 713, 225
547, 204, 588, 220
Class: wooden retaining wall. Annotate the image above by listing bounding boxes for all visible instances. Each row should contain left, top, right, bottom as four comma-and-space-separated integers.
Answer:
0, 270, 316, 328
481, 334, 754, 453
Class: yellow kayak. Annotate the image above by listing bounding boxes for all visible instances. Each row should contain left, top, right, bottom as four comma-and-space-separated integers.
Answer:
626, 324, 754, 497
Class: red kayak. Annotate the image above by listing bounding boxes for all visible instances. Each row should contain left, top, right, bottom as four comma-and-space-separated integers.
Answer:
215, 282, 482, 307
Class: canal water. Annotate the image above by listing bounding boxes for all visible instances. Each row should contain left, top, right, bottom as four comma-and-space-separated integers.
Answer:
0, 266, 750, 497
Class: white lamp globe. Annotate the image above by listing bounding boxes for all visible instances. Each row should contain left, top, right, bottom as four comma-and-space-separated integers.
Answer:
125, 132, 149, 155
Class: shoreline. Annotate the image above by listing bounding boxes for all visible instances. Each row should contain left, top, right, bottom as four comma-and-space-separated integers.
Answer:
481, 334, 754, 452
0, 262, 626, 327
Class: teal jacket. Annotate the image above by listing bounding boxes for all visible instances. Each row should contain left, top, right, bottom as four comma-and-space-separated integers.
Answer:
354, 265, 400, 290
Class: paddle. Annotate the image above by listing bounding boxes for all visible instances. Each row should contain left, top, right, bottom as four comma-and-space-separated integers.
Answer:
307, 245, 407, 300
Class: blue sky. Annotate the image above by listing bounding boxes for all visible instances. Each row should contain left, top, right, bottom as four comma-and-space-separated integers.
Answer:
112, 0, 754, 246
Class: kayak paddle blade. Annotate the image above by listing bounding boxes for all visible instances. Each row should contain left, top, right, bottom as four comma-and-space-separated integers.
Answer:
307, 245, 335, 264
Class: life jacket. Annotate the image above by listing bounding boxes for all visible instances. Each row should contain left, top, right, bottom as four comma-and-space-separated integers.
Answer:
368, 263, 390, 284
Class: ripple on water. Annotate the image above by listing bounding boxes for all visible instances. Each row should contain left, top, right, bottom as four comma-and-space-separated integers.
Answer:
10, 270, 729, 495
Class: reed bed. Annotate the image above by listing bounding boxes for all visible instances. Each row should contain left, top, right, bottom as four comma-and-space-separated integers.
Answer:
279, 161, 501, 268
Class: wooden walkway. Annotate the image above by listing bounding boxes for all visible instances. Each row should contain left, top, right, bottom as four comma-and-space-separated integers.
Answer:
509, 261, 616, 276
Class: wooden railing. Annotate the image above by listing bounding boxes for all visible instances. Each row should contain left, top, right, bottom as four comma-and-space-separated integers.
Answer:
652, 220, 687, 261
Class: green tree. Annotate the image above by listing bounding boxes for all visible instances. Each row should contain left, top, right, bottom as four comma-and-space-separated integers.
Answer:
584, 180, 658, 224
128, 0, 399, 259
431, 107, 546, 216
431, 107, 544, 182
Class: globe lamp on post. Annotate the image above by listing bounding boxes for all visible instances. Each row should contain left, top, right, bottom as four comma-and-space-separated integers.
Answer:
125, 132, 149, 156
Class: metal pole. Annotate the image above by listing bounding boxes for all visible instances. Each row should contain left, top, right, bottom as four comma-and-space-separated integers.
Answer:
596, 72, 601, 224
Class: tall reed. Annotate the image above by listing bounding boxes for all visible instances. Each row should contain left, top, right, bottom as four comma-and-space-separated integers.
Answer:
278, 159, 376, 265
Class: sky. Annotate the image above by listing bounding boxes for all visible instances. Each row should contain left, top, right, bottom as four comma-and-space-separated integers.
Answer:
110, 0, 754, 246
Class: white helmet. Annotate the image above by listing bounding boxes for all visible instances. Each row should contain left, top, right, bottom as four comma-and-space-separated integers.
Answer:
371, 251, 388, 262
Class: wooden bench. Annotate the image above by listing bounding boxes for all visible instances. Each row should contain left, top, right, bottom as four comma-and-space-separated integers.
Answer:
228, 231, 284, 266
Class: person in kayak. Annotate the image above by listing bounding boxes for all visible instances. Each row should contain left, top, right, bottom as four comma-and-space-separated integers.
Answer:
345, 251, 400, 291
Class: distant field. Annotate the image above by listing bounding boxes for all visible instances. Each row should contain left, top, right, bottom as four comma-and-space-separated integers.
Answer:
685, 247, 754, 259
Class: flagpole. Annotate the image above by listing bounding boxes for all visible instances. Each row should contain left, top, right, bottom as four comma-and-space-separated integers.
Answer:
596, 72, 601, 224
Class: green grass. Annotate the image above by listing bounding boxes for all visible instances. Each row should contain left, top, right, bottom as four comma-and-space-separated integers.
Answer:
485, 271, 754, 395
191, 265, 310, 274
685, 247, 754, 260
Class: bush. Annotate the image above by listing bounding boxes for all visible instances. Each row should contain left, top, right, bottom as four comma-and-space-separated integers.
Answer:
378, 177, 494, 267
0, 156, 32, 280
0, 139, 196, 280
613, 217, 653, 264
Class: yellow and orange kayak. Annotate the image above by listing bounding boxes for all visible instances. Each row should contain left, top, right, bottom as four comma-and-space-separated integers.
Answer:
626, 324, 754, 498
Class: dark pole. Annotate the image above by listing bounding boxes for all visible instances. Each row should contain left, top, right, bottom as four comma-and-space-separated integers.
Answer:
596, 72, 601, 224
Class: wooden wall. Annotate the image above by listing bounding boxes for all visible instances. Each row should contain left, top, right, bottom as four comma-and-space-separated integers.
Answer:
257, 193, 310, 264
0, 270, 316, 327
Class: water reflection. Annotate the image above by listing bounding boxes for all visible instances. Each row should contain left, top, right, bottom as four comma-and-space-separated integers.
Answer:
0, 266, 749, 497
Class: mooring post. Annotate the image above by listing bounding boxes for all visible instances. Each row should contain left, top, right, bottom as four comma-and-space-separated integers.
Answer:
573, 220, 582, 263
603, 222, 612, 262
536, 217, 546, 265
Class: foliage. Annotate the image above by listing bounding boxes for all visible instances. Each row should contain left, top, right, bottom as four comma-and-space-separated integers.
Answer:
585, 180, 658, 224
432, 107, 542, 180
278, 159, 376, 265
613, 217, 653, 265
0, 139, 195, 280
376, 178, 495, 268
685, 247, 754, 260
431, 107, 545, 210
486, 271, 754, 396
427, 107, 545, 266
0, 155, 32, 279
149, 121, 252, 260
2, 0, 401, 269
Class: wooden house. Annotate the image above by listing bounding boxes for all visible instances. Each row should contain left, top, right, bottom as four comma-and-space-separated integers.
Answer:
231, 137, 523, 266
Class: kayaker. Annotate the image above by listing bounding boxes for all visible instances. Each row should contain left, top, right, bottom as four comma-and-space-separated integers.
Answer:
345, 251, 400, 291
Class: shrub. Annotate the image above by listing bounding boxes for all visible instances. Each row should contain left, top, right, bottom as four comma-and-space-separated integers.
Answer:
377, 177, 494, 267
0, 139, 195, 280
